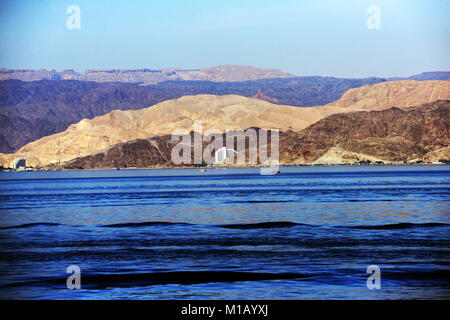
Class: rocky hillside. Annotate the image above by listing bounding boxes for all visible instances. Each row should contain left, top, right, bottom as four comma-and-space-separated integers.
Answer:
283, 100, 450, 164
64, 137, 175, 169
60, 100, 450, 169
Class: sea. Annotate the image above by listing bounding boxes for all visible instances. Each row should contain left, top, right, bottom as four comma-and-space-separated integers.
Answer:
0, 165, 449, 299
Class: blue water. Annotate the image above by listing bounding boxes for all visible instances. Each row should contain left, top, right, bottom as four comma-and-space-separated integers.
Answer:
0, 166, 449, 299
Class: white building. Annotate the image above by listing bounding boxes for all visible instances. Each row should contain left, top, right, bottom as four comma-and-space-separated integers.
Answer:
11, 158, 26, 170
214, 147, 237, 164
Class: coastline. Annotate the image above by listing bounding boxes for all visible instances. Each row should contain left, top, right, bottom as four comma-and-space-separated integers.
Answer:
1, 162, 448, 173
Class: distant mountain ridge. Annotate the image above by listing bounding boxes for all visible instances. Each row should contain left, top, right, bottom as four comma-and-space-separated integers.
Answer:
0, 65, 295, 84
2, 66, 448, 84
388, 72, 450, 81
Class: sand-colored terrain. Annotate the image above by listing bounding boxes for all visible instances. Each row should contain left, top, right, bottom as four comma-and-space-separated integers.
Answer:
326, 80, 450, 110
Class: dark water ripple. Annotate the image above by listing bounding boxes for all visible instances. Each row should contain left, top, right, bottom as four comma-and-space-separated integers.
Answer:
0, 166, 449, 299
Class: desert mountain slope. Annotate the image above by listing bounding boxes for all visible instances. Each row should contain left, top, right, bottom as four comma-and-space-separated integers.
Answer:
61, 100, 450, 169
327, 80, 450, 110
1, 80, 449, 167
284, 100, 450, 164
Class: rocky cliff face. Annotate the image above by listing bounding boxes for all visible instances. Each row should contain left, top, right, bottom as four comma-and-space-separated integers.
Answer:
64, 137, 174, 169
60, 100, 450, 169
282, 100, 450, 164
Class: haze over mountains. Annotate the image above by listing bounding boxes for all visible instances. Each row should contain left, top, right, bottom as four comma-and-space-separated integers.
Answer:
1, 80, 449, 167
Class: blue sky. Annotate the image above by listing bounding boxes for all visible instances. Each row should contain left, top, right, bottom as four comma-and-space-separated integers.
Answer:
0, 0, 448, 77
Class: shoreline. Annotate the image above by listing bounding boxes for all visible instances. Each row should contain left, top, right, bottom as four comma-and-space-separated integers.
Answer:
1, 162, 448, 173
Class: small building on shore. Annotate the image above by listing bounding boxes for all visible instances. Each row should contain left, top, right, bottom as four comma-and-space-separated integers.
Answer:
11, 158, 26, 170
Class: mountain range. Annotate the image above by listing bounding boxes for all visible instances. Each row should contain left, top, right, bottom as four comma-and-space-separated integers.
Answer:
0, 65, 295, 84
2, 66, 448, 84
0, 76, 387, 153
1, 80, 449, 168
61, 100, 450, 169
1, 70, 449, 154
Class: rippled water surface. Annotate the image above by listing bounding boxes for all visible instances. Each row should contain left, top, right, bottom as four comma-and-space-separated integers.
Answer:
0, 166, 449, 299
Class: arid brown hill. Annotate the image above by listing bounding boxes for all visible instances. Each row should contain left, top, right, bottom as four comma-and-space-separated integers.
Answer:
63, 130, 280, 169
283, 100, 450, 164
64, 137, 175, 169
61, 100, 450, 169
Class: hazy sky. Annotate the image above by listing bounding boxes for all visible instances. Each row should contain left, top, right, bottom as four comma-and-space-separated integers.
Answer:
0, 0, 448, 77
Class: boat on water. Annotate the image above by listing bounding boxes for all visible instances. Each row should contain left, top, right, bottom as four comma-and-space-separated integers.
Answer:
260, 167, 280, 176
